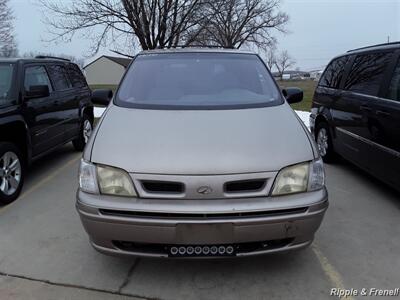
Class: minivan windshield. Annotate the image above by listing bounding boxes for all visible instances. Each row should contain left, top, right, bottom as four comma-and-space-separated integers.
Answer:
0, 63, 14, 102
116, 52, 281, 109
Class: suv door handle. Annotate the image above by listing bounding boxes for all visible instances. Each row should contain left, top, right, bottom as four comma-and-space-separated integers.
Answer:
360, 105, 372, 112
376, 110, 391, 117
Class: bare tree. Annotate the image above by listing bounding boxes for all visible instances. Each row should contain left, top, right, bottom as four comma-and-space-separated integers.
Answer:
0, 0, 18, 57
39, 0, 210, 55
264, 46, 277, 70
198, 0, 288, 49
39, 0, 289, 55
275, 50, 295, 79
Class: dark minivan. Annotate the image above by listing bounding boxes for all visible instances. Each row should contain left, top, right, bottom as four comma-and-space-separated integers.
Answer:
310, 42, 400, 191
0, 56, 94, 204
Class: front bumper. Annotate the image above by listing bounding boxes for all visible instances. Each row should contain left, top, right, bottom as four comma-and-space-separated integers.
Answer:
76, 188, 328, 258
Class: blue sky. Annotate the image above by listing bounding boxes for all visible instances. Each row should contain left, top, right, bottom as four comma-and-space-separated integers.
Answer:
10, 0, 400, 70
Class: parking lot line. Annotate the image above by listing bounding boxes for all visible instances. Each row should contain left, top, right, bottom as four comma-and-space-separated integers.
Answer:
0, 155, 81, 214
312, 243, 354, 300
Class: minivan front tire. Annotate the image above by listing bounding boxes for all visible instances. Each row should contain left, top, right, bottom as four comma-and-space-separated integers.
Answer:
315, 122, 335, 163
0, 142, 25, 205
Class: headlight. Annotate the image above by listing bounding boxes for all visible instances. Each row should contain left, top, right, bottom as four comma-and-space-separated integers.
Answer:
97, 165, 136, 197
78, 159, 136, 197
79, 159, 99, 194
271, 158, 325, 196
308, 158, 325, 191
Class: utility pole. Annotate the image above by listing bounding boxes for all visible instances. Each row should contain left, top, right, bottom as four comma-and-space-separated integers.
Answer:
387, 36, 390, 43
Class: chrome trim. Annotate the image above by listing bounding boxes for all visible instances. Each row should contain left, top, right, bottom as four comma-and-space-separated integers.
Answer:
98, 206, 309, 220
77, 188, 328, 220
0, 105, 18, 113
336, 127, 400, 158
341, 91, 400, 106
377, 97, 400, 105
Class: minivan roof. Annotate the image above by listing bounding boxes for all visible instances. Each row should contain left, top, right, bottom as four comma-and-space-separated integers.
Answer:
347, 41, 400, 54
139, 48, 255, 55
327, 41, 400, 63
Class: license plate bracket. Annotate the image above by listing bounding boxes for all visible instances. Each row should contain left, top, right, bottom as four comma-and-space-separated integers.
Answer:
176, 223, 234, 244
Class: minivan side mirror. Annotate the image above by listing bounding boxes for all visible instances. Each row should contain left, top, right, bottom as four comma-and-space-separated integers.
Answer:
25, 85, 50, 99
282, 87, 303, 104
92, 89, 113, 106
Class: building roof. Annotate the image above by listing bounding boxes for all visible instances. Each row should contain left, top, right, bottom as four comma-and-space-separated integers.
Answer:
83, 55, 132, 69
103, 56, 131, 67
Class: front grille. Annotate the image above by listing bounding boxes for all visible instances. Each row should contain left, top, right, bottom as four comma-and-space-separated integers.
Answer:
113, 238, 294, 257
99, 207, 308, 220
141, 180, 184, 194
131, 171, 276, 199
224, 179, 266, 193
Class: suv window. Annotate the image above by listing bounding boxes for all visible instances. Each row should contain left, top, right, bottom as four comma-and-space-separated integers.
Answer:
0, 63, 15, 107
47, 64, 71, 91
24, 65, 53, 92
387, 57, 400, 101
116, 53, 281, 109
344, 52, 393, 96
67, 64, 87, 88
319, 56, 348, 89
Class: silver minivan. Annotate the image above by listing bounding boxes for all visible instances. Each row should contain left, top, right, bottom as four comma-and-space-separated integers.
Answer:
77, 49, 328, 258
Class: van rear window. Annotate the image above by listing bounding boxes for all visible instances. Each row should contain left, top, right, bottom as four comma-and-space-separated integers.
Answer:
344, 52, 393, 96
68, 64, 87, 88
319, 56, 348, 89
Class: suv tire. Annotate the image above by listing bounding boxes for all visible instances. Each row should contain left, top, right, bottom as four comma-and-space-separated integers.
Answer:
315, 122, 335, 163
0, 142, 25, 204
73, 114, 93, 151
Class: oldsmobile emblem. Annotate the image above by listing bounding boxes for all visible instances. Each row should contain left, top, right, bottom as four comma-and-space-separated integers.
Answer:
197, 186, 213, 195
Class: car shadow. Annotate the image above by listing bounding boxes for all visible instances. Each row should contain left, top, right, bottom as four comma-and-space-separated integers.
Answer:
24, 144, 80, 186
327, 156, 400, 208
111, 247, 332, 298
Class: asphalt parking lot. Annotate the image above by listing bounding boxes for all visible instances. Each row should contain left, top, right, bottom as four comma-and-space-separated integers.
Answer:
0, 144, 399, 300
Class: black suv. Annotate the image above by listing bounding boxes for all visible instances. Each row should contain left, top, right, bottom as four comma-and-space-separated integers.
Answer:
310, 42, 400, 191
0, 56, 94, 204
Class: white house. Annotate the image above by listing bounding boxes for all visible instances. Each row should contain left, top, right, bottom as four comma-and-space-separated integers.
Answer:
310, 70, 323, 81
282, 73, 291, 80
83, 55, 131, 85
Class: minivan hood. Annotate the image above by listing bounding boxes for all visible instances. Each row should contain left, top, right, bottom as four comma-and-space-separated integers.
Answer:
90, 104, 314, 174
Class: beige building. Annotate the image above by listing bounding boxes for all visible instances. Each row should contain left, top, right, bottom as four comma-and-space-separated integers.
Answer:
83, 55, 131, 86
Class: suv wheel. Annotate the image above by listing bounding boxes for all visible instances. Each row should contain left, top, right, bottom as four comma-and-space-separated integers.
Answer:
0, 142, 25, 204
315, 122, 335, 163
73, 114, 93, 151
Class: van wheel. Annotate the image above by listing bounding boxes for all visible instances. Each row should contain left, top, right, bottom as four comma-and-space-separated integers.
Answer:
0, 142, 25, 205
315, 122, 335, 163
73, 114, 93, 151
